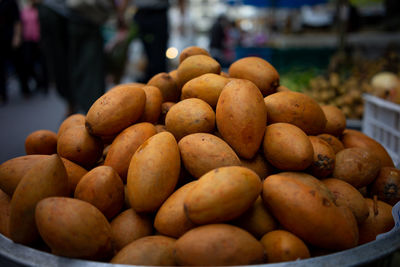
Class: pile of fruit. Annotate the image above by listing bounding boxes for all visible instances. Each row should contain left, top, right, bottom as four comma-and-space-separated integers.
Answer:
0, 46, 398, 266
302, 53, 400, 119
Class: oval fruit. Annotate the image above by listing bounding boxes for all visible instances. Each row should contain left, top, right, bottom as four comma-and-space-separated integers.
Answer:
181, 73, 229, 108
358, 198, 394, 245
321, 105, 346, 136
57, 125, 103, 169
111, 235, 176, 266
35, 197, 113, 260
177, 54, 221, 87
264, 91, 327, 135
127, 132, 180, 212
25, 129, 57, 155
341, 129, 394, 167
322, 178, 369, 224
369, 167, 400, 206
175, 224, 265, 266
165, 98, 215, 141
178, 133, 241, 178
262, 172, 359, 250
10, 155, 69, 245
333, 147, 381, 188
110, 208, 153, 252
147, 72, 180, 102
317, 133, 344, 154
138, 85, 163, 123
216, 79, 267, 159
308, 136, 335, 178
228, 56, 279, 96
260, 230, 310, 263
184, 166, 261, 224
0, 154, 48, 196
233, 196, 278, 239
154, 181, 198, 238
179, 46, 210, 63
263, 123, 314, 171
104, 122, 157, 182
74, 166, 124, 220
85, 84, 146, 136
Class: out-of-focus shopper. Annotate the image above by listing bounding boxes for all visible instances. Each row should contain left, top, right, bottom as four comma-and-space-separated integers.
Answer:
117, 0, 186, 83
21, 0, 48, 94
209, 14, 230, 68
37, 0, 113, 116
0, 0, 31, 105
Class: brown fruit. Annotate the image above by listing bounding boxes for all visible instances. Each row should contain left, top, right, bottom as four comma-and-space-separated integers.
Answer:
260, 230, 310, 263
308, 136, 335, 178
317, 133, 345, 154
148, 72, 180, 102
333, 147, 381, 188
110, 208, 153, 252
229, 56, 279, 96
341, 129, 394, 167
358, 198, 394, 245
174, 224, 265, 266
10, 154, 69, 245
179, 46, 210, 63
74, 166, 124, 220
25, 129, 57, 155
57, 125, 103, 169
216, 79, 267, 159
85, 84, 146, 136
369, 167, 400, 205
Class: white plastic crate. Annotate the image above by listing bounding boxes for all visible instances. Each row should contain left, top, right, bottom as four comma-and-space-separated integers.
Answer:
362, 94, 400, 168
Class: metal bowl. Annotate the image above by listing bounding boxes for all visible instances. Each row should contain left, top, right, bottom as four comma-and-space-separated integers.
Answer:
0, 229, 399, 267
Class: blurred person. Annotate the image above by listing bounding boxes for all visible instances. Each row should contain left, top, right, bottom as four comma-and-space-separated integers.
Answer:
209, 15, 230, 68
117, 0, 186, 83
0, 0, 31, 105
21, 0, 49, 94
37, 0, 111, 116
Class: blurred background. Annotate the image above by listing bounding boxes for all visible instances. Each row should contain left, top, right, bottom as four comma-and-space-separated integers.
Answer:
1, 0, 400, 163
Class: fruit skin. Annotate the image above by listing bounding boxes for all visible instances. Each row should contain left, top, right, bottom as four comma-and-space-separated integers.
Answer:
321, 105, 347, 136
178, 133, 241, 179
57, 125, 103, 169
260, 230, 310, 263
104, 122, 157, 182
184, 166, 262, 224
333, 147, 381, 189
229, 56, 280, 96
264, 91, 327, 135
127, 132, 180, 213
174, 224, 265, 266
25, 129, 58, 155
9, 154, 69, 245
358, 198, 394, 245
165, 98, 215, 141
177, 54, 221, 87
147, 72, 180, 102
111, 235, 176, 266
369, 167, 400, 205
308, 136, 336, 178
85, 84, 146, 137
216, 79, 267, 159
340, 129, 394, 167
262, 172, 359, 251
263, 123, 314, 171
74, 166, 124, 220
181, 73, 229, 108
35, 197, 113, 261
110, 208, 153, 252
322, 178, 369, 224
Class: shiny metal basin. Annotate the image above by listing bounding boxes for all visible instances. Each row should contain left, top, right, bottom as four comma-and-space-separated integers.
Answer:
0, 229, 399, 267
